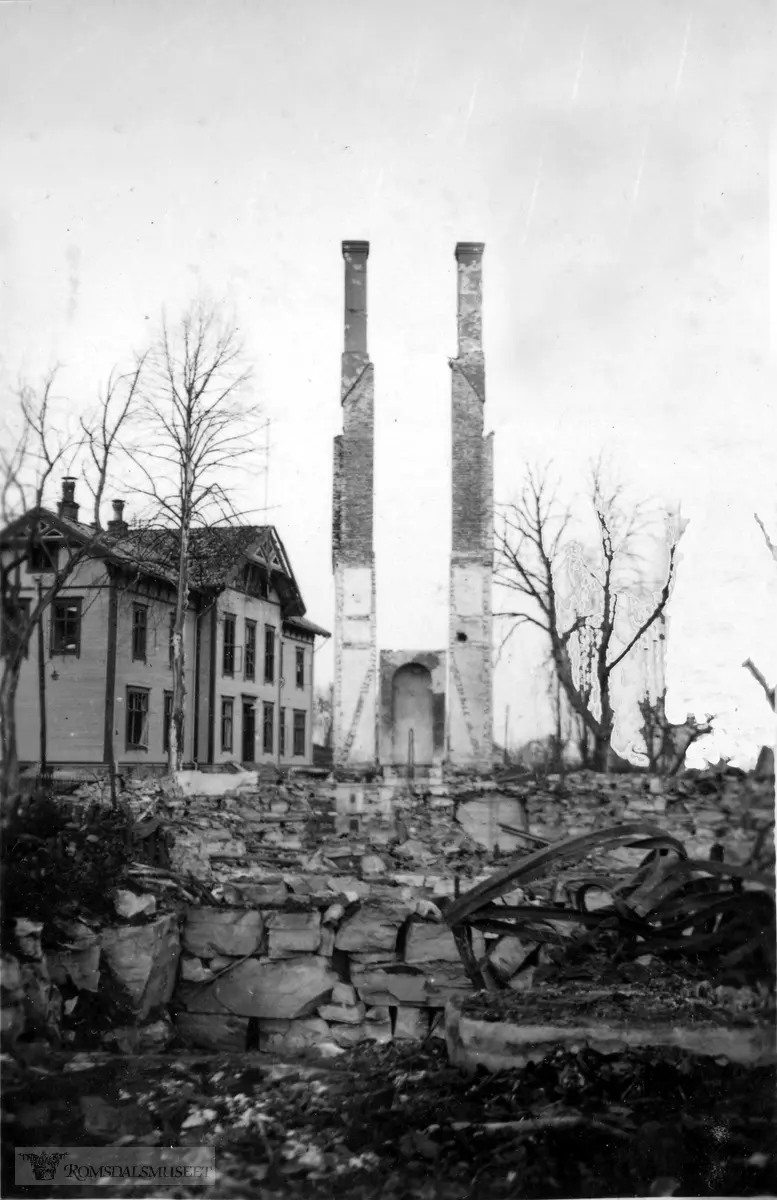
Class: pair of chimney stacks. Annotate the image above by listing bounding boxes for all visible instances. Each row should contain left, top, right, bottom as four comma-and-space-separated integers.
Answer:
55, 478, 128, 534
341, 240, 485, 357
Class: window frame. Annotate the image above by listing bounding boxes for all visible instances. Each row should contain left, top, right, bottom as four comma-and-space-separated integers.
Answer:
162, 690, 173, 754
244, 619, 257, 681
279, 706, 286, 757
292, 709, 306, 757
221, 697, 234, 753
295, 646, 305, 689
28, 542, 59, 573
264, 625, 275, 684
262, 701, 274, 755
223, 614, 237, 677
50, 597, 82, 657
126, 686, 150, 751
131, 603, 148, 663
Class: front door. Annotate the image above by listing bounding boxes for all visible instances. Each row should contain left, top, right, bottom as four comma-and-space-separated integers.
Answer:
242, 701, 256, 763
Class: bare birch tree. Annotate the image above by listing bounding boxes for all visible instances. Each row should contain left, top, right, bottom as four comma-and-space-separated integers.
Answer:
134, 300, 256, 771
495, 464, 678, 771
0, 363, 143, 801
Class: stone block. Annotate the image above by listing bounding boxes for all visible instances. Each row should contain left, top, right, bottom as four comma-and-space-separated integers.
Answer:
488, 935, 534, 981
112, 889, 157, 919
176, 1012, 249, 1052
213, 956, 338, 1019
260, 1017, 331, 1052
230, 883, 289, 906
208, 953, 242, 971
180, 956, 214, 984
362, 1008, 393, 1043
106, 1017, 173, 1054
394, 1006, 430, 1040
176, 981, 233, 1014
14, 918, 43, 960
266, 911, 321, 956
101, 914, 180, 1019
168, 831, 211, 880
183, 908, 262, 958
405, 922, 484, 964
351, 961, 472, 1007
328, 1022, 367, 1047
335, 905, 404, 952
48, 944, 101, 993
319, 927, 335, 956
318, 1002, 366, 1024
331, 981, 358, 1006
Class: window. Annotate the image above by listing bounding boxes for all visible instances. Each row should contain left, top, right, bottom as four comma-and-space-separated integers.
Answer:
295, 647, 305, 689
126, 687, 149, 750
223, 614, 236, 676
51, 598, 82, 656
293, 710, 306, 757
132, 604, 148, 661
168, 611, 176, 668
264, 626, 275, 684
29, 542, 59, 573
221, 698, 234, 752
279, 707, 286, 757
244, 620, 256, 680
263, 702, 274, 754
2, 598, 31, 658
163, 691, 173, 754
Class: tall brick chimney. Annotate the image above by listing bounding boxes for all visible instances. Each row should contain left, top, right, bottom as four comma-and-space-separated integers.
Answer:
57, 477, 79, 522
448, 241, 494, 769
107, 499, 129, 535
332, 240, 377, 768
455, 241, 485, 358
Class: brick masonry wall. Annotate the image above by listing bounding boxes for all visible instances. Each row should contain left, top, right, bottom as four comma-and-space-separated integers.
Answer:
333, 245, 377, 768
448, 245, 494, 768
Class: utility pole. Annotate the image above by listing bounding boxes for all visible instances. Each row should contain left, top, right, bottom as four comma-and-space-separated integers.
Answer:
264, 418, 271, 517
34, 577, 49, 785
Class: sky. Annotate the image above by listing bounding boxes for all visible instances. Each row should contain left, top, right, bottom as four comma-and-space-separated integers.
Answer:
2, 0, 775, 765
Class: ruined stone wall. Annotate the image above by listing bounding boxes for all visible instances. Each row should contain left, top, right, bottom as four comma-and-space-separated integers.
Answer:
3, 769, 771, 1057
448, 243, 493, 769
332, 242, 377, 768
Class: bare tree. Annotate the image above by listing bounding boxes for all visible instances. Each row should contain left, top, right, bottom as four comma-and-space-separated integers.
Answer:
133, 300, 256, 771
1, 364, 142, 801
742, 658, 775, 713
495, 464, 678, 772
638, 690, 714, 775
741, 513, 777, 713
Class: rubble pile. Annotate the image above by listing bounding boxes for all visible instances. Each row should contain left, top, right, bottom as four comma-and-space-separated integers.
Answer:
1, 764, 772, 1057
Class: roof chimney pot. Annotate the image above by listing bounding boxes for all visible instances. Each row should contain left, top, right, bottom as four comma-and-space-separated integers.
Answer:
57, 476, 80, 522
107, 498, 129, 536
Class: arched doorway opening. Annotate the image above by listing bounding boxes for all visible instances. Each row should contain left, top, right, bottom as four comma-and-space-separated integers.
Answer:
392, 663, 434, 766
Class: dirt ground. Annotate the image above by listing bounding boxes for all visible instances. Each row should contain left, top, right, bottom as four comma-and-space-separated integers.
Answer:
3, 1040, 775, 1199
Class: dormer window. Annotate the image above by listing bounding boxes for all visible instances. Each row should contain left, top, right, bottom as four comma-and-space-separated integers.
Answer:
29, 542, 59, 573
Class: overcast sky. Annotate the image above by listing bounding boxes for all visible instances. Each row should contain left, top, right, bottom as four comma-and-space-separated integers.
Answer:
2, 0, 775, 764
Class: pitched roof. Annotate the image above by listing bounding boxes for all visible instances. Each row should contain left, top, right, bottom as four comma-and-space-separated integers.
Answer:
284, 614, 331, 639
1, 511, 323, 629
